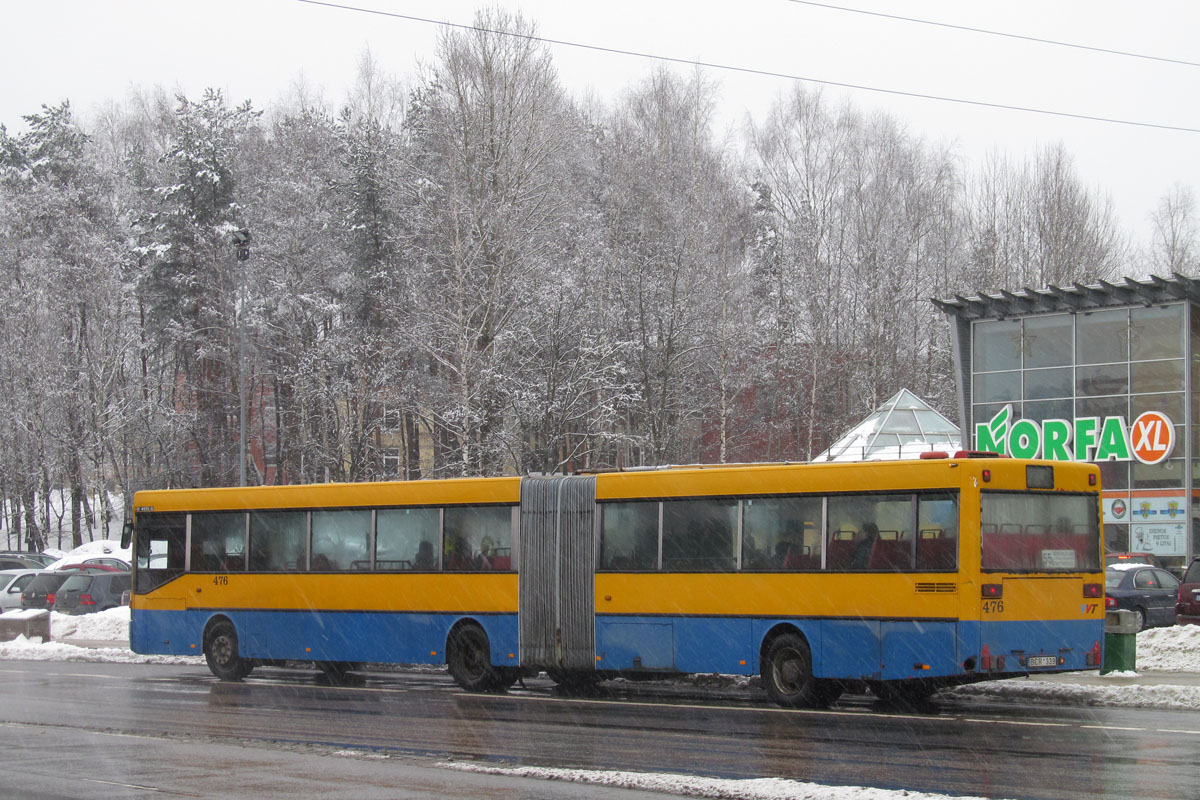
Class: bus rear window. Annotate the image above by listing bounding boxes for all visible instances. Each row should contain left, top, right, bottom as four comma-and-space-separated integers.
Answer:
980, 492, 1100, 572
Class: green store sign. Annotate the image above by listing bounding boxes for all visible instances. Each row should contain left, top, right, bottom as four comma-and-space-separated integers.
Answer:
975, 405, 1175, 465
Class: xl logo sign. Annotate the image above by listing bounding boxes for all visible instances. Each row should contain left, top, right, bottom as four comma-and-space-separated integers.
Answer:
976, 405, 1174, 465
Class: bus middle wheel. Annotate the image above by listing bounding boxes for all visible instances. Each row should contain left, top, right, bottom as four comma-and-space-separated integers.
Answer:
763, 632, 824, 708
447, 623, 502, 692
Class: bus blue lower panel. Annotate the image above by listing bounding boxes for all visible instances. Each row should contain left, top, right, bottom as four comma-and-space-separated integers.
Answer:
597, 615, 965, 681
131, 609, 520, 668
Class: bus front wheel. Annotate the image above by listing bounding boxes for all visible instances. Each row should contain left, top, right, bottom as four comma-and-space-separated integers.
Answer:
204, 620, 253, 681
763, 633, 826, 708
447, 623, 503, 692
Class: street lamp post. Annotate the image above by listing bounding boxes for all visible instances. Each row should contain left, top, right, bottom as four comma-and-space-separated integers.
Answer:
231, 229, 251, 486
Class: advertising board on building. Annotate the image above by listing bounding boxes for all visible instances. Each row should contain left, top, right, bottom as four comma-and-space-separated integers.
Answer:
974, 405, 1175, 465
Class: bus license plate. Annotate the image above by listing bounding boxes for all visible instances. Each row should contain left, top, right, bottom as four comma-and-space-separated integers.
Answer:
1027, 656, 1057, 668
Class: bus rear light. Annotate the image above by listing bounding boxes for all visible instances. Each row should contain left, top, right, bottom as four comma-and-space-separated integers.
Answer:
1088, 473, 1097, 486
1086, 642, 1102, 666
982, 469, 991, 483
980, 645, 1004, 671
1083, 583, 1103, 598
981, 584, 1003, 598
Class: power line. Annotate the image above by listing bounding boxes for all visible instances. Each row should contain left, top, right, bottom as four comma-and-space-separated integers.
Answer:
294, 0, 1200, 134
788, 0, 1200, 70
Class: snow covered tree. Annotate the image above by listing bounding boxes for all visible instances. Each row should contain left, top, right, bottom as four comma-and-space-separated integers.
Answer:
134, 89, 261, 486
408, 9, 575, 476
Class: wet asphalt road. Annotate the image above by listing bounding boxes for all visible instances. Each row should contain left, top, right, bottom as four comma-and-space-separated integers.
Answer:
0, 660, 1197, 799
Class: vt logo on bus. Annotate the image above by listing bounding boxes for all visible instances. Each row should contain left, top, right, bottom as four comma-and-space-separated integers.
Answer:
976, 405, 1175, 465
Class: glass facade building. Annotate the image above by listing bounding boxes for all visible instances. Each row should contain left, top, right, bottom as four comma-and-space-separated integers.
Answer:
935, 276, 1200, 571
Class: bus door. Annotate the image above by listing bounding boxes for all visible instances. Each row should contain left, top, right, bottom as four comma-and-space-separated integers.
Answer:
518, 475, 597, 672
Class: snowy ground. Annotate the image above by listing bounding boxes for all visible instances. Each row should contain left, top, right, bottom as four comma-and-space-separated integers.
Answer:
2, 612, 1198, 800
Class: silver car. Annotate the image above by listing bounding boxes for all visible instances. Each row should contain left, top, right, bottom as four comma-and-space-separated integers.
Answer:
0, 569, 44, 612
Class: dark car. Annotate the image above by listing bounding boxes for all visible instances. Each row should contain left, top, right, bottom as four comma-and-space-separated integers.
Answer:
1105, 564, 1180, 631
53, 572, 131, 614
20, 572, 72, 610
1177, 558, 1200, 625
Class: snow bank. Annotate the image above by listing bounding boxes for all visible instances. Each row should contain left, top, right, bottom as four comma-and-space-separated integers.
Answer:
51, 605, 130, 641
0, 607, 197, 665
442, 762, 1002, 800
1136, 624, 1200, 671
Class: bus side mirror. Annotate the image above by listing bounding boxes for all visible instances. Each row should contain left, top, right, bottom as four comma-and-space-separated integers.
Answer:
121, 520, 133, 550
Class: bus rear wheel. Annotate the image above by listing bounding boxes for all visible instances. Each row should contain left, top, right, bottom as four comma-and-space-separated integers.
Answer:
763, 633, 828, 708
204, 620, 253, 681
447, 623, 503, 692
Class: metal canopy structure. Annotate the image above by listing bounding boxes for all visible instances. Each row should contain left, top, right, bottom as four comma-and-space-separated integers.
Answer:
931, 273, 1200, 321
811, 389, 961, 463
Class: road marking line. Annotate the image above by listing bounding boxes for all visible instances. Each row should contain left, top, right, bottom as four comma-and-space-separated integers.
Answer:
962, 718, 1071, 727
1080, 725, 1146, 731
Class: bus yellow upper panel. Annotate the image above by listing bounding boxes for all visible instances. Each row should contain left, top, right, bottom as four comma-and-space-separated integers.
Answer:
593, 459, 1097, 500
135, 476, 522, 513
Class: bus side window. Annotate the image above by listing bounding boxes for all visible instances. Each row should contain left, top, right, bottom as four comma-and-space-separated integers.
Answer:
312, 509, 371, 571
377, 508, 440, 571
742, 496, 822, 571
916, 494, 958, 570
600, 502, 659, 571
191, 512, 248, 572
662, 499, 736, 572
827, 494, 913, 571
249, 510, 307, 572
443, 506, 513, 571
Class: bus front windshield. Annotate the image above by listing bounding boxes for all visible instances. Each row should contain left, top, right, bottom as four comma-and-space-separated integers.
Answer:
980, 492, 1101, 573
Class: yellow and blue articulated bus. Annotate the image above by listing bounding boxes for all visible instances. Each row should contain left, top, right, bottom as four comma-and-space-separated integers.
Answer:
126, 455, 1104, 706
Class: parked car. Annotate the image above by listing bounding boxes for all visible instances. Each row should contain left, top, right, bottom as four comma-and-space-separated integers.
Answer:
0, 569, 43, 612
1105, 552, 1167, 569
76, 557, 131, 570
1177, 557, 1200, 625
53, 571, 131, 614
1105, 564, 1180, 631
55, 562, 126, 573
20, 571, 72, 610
0, 551, 55, 568
0, 555, 43, 571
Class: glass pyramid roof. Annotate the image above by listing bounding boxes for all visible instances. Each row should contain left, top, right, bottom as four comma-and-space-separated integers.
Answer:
811, 389, 961, 462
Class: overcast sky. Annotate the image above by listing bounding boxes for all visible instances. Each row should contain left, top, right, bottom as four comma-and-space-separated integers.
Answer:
3, 0, 1198, 251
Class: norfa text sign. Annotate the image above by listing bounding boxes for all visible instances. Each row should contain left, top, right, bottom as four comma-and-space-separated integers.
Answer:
975, 405, 1175, 465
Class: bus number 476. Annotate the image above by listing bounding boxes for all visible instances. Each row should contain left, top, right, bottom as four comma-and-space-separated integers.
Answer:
982, 599, 1004, 614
